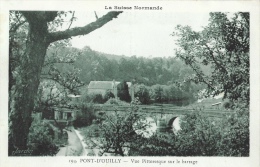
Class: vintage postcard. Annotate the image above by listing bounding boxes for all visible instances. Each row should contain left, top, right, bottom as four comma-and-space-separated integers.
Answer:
0, 0, 259, 167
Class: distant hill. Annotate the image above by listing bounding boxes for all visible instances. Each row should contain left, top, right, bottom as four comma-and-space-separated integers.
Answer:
81, 46, 128, 61
97, 52, 127, 61
46, 45, 211, 90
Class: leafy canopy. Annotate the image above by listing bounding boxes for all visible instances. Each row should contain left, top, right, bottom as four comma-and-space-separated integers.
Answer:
173, 12, 249, 106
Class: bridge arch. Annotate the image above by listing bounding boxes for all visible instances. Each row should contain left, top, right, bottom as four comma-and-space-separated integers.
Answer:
167, 116, 183, 134
167, 117, 178, 127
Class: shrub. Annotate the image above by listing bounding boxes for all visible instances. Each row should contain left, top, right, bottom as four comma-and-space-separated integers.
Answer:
175, 112, 222, 156
129, 133, 176, 156
80, 124, 101, 138
218, 109, 249, 156
134, 84, 150, 104
222, 99, 233, 109
27, 116, 59, 156
73, 103, 96, 128
98, 107, 148, 156
104, 90, 115, 102
92, 94, 105, 104
117, 81, 131, 102
174, 109, 249, 156
80, 92, 105, 104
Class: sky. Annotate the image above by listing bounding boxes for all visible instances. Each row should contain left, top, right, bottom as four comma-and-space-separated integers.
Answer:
66, 11, 210, 58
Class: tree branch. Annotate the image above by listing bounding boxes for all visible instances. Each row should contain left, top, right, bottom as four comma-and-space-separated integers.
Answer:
177, 51, 216, 91
67, 11, 75, 30
204, 44, 228, 73
47, 11, 123, 43
9, 20, 27, 34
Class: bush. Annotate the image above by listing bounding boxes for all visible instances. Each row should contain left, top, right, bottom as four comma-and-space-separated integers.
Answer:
174, 109, 249, 156
98, 108, 148, 156
117, 81, 131, 102
129, 133, 176, 156
222, 99, 233, 109
92, 94, 105, 104
80, 92, 105, 104
27, 116, 59, 156
134, 84, 150, 104
80, 124, 101, 138
104, 90, 115, 102
73, 103, 96, 128
175, 112, 222, 156
218, 109, 249, 156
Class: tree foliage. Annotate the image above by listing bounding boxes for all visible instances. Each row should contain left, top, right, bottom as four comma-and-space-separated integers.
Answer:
117, 81, 131, 102
42, 47, 84, 94
134, 83, 199, 105
218, 108, 249, 156
175, 109, 249, 156
173, 12, 249, 106
104, 90, 115, 101
73, 103, 96, 128
98, 106, 150, 156
151, 84, 164, 103
175, 112, 222, 156
27, 115, 59, 156
129, 133, 176, 156
134, 84, 150, 104
73, 47, 209, 87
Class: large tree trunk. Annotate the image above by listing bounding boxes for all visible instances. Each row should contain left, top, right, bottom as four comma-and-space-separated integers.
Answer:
9, 14, 50, 152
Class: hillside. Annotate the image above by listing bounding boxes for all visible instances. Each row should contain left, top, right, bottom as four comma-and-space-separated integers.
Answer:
43, 45, 211, 103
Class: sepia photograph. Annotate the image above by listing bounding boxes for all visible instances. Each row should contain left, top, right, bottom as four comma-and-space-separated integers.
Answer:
1, 0, 259, 167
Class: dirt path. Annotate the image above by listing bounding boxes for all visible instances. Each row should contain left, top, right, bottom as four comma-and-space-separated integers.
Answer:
57, 126, 125, 156
74, 129, 121, 156
74, 129, 100, 156
56, 127, 83, 156
74, 129, 88, 156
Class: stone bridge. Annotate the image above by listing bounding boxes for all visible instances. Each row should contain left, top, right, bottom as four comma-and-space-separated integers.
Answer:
138, 110, 188, 129
95, 105, 192, 128
93, 104, 228, 130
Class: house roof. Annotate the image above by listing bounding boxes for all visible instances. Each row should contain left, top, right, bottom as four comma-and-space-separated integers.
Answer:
88, 81, 118, 89
88, 81, 132, 90
67, 94, 81, 98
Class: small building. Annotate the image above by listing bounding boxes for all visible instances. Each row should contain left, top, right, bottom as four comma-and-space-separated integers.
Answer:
53, 107, 78, 121
87, 80, 134, 101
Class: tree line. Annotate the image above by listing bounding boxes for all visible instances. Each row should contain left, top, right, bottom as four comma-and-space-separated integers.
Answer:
64, 46, 210, 86
45, 45, 207, 104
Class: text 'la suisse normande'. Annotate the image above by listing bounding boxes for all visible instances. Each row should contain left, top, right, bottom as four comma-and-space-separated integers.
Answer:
105, 6, 163, 10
